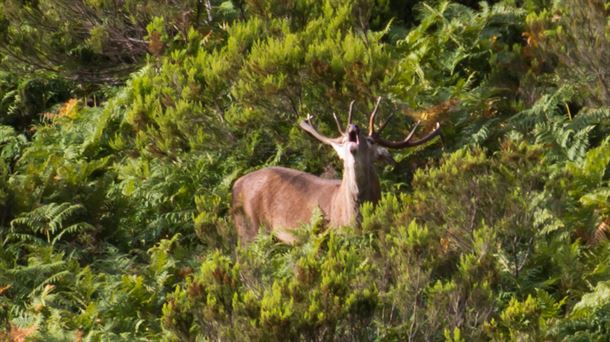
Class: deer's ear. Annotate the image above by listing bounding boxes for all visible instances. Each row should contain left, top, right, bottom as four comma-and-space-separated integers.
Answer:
374, 146, 397, 165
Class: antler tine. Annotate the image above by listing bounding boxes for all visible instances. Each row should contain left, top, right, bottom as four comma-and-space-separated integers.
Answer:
372, 122, 441, 149
368, 96, 383, 136
402, 121, 421, 143
332, 112, 344, 134
304, 113, 317, 129
377, 112, 394, 133
299, 114, 344, 146
346, 100, 356, 126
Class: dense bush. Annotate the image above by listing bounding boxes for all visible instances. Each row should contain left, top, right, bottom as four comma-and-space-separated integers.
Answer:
0, 0, 238, 85
1, 0, 608, 340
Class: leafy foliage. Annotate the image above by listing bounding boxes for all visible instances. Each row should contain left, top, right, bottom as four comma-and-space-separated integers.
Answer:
1, 0, 609, 340
0, 0, 236, 85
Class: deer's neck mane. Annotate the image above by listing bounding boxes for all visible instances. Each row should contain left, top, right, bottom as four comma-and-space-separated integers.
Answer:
332, 160, 380, 226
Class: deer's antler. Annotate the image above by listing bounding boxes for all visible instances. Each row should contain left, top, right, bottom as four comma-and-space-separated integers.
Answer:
368, 98, 441, 148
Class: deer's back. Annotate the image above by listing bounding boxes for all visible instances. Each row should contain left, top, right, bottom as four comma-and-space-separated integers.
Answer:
232, 166, 340, 243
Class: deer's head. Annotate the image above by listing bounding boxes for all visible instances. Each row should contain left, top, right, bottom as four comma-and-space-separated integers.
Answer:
300, 97, 441, 172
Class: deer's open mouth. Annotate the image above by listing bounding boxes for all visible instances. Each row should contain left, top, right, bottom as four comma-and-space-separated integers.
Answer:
347, 125, 359, 144
348, 131, 358, 143
346, 125, 360, 152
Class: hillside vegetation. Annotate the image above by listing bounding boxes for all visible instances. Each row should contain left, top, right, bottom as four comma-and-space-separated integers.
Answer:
1, 0, 609, 340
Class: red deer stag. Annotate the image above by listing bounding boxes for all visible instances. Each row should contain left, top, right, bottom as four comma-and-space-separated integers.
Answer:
232, 97, 441, 244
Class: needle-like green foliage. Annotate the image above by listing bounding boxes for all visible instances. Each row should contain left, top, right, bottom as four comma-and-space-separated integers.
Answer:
0, 0, 608, 340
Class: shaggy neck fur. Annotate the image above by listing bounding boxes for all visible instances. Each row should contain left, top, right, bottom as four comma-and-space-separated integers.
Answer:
334, 154, 380, 226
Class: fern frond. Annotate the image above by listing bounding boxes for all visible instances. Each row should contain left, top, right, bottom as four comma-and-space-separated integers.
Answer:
47, 203, 85, 234
51, 222, 94, 246
4, 232, 45, 245
9, 202, 90, 245
570, 107, 610, 132
469, 118, 500, 144
9, 261, 66, 276
31, 270, 71, 295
